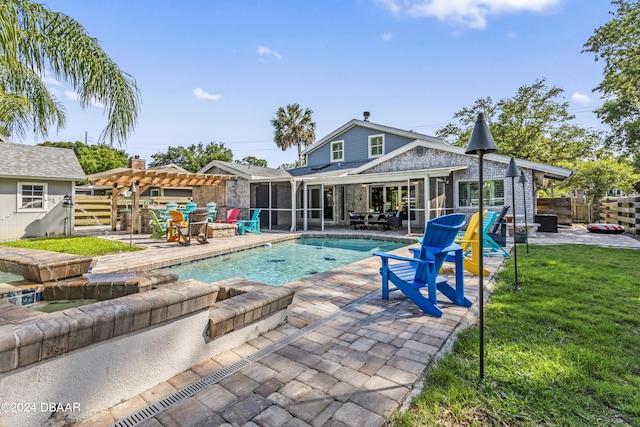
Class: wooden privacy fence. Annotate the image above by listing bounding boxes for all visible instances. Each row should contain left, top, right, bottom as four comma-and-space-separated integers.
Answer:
595, 196, 640, 235
535, 198, 572, 225
73, 196, 192, 226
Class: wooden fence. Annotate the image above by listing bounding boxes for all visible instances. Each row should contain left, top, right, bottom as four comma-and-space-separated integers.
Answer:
595, 196, 640, 235
74, 196, 192, 226
535, 198, 572, 225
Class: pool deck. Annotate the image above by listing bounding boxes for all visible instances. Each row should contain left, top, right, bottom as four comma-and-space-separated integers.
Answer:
70, 225, 640, 427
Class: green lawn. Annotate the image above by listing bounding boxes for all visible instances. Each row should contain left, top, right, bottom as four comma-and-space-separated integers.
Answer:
393, 244, 640, 426
0, 236, 143, 257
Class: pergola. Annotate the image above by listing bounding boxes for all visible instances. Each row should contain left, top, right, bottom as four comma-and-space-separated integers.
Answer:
87, 167, 236, 232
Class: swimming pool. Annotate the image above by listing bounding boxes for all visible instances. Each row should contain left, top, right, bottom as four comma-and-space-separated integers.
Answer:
166, 237, 405, 286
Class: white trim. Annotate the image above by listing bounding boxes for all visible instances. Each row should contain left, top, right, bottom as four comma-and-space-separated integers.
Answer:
368, 134, 385, 159
17, 182, 48, 212
330, 140, 344, 162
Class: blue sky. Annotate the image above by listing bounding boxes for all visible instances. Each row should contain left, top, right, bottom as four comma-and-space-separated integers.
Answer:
26, 0, 614, 168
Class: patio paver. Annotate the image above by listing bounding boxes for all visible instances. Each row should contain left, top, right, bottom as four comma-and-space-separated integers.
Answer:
69, 224, 640, 426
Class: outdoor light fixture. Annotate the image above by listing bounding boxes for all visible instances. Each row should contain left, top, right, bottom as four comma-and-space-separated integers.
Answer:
62, 194, 74, 236
519, 171, 529, 255
505, 157, 521, 289
465, 112, 497, 382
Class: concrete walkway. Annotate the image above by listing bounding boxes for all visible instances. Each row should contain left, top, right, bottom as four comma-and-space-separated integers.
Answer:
70, 225, 640, 427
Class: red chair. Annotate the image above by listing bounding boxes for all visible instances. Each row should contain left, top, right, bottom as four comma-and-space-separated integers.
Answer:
216, 207, 240, 224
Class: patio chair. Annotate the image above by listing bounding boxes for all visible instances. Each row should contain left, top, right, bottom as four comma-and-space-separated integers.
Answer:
348, 211, 365, 229
148, 209, 168, 239
487, 205, 510, 247
386, 211, 403, 231
449, 210, 498, 276
158, 202, 178, 222
167, 210, 189, 245
217, 207, 240, 224
206, 202, 217, 222
374, 213, 470, 317
181, 202, 197, 216
236, 208, 262, 235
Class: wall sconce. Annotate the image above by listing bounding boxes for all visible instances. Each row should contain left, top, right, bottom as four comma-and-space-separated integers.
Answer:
361, 183, 367, 188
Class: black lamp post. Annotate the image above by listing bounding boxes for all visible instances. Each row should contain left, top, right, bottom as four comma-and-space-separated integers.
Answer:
129, 181, 137, 249
465, 113, 497, 381
519, 171, 529, 255
505, 157, 521, 289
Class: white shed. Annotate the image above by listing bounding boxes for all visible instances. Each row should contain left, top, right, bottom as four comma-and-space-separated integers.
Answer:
0, 143, 85, 241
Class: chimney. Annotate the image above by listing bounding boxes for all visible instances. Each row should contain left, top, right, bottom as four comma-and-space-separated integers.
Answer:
128, 155, 146, 169
363, 111, 370, 122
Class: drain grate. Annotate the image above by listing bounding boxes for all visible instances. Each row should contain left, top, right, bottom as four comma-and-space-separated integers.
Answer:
112, 290, 380, 427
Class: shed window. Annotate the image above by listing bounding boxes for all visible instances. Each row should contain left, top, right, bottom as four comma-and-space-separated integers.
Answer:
369, 134, 384, 158
18, 183, 48, 211
457, 179, 504, 207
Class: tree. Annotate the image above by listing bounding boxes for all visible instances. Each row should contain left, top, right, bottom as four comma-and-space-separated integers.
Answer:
40, 141, 128, 178
148, 142, 233, 173
271, 103, 316, 167
583, 0, 640, 154
570, 156, 640, 202
0, 0, 140, 146
236, 156, 267, 167
437, 78, 597, 167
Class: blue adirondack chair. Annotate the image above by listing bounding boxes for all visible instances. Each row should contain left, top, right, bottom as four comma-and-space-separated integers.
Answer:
374, 213, 471, 317
236, 208, 262, 235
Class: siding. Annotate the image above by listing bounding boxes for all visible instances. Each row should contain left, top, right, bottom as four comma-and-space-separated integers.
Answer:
307, 126, 416, 167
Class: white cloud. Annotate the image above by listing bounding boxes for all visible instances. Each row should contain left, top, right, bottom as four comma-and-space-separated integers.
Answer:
193, 88, 222, 101
42, 71, 63, 86
382, 32, 393, 41
375, 0, 562, 29
64, 90, 104, 107
257, 45, 282, 60
64, 90, 78, 101
571, 92, 591, 104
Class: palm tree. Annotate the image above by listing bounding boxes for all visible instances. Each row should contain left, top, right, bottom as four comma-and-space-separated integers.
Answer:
0, 0, 140, 146
271, 103, 316, 167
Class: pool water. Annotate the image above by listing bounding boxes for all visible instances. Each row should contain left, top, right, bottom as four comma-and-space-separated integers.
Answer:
166, 237, 405, 286
0, 271, 23, 283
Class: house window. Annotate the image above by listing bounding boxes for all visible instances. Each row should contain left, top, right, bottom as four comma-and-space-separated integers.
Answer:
331, 141, 344, 162
18, 182, 47, 211
457, 179, 504, 207
368, 134, 384, 158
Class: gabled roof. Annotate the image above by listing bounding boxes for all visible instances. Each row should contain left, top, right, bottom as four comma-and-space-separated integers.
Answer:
302, 119, 450, 156
199, 160, 292, 181
0, 143, 85, 181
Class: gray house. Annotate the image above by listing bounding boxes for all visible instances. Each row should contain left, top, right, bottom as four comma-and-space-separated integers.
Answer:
200, 118, 573, 232
0, 143, 85, 240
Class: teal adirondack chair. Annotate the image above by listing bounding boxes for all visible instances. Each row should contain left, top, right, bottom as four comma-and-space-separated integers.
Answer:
236, 208, 262, 235
181, 202, 197, 216
374, 213, 471, 317
206, 202, 217, 222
